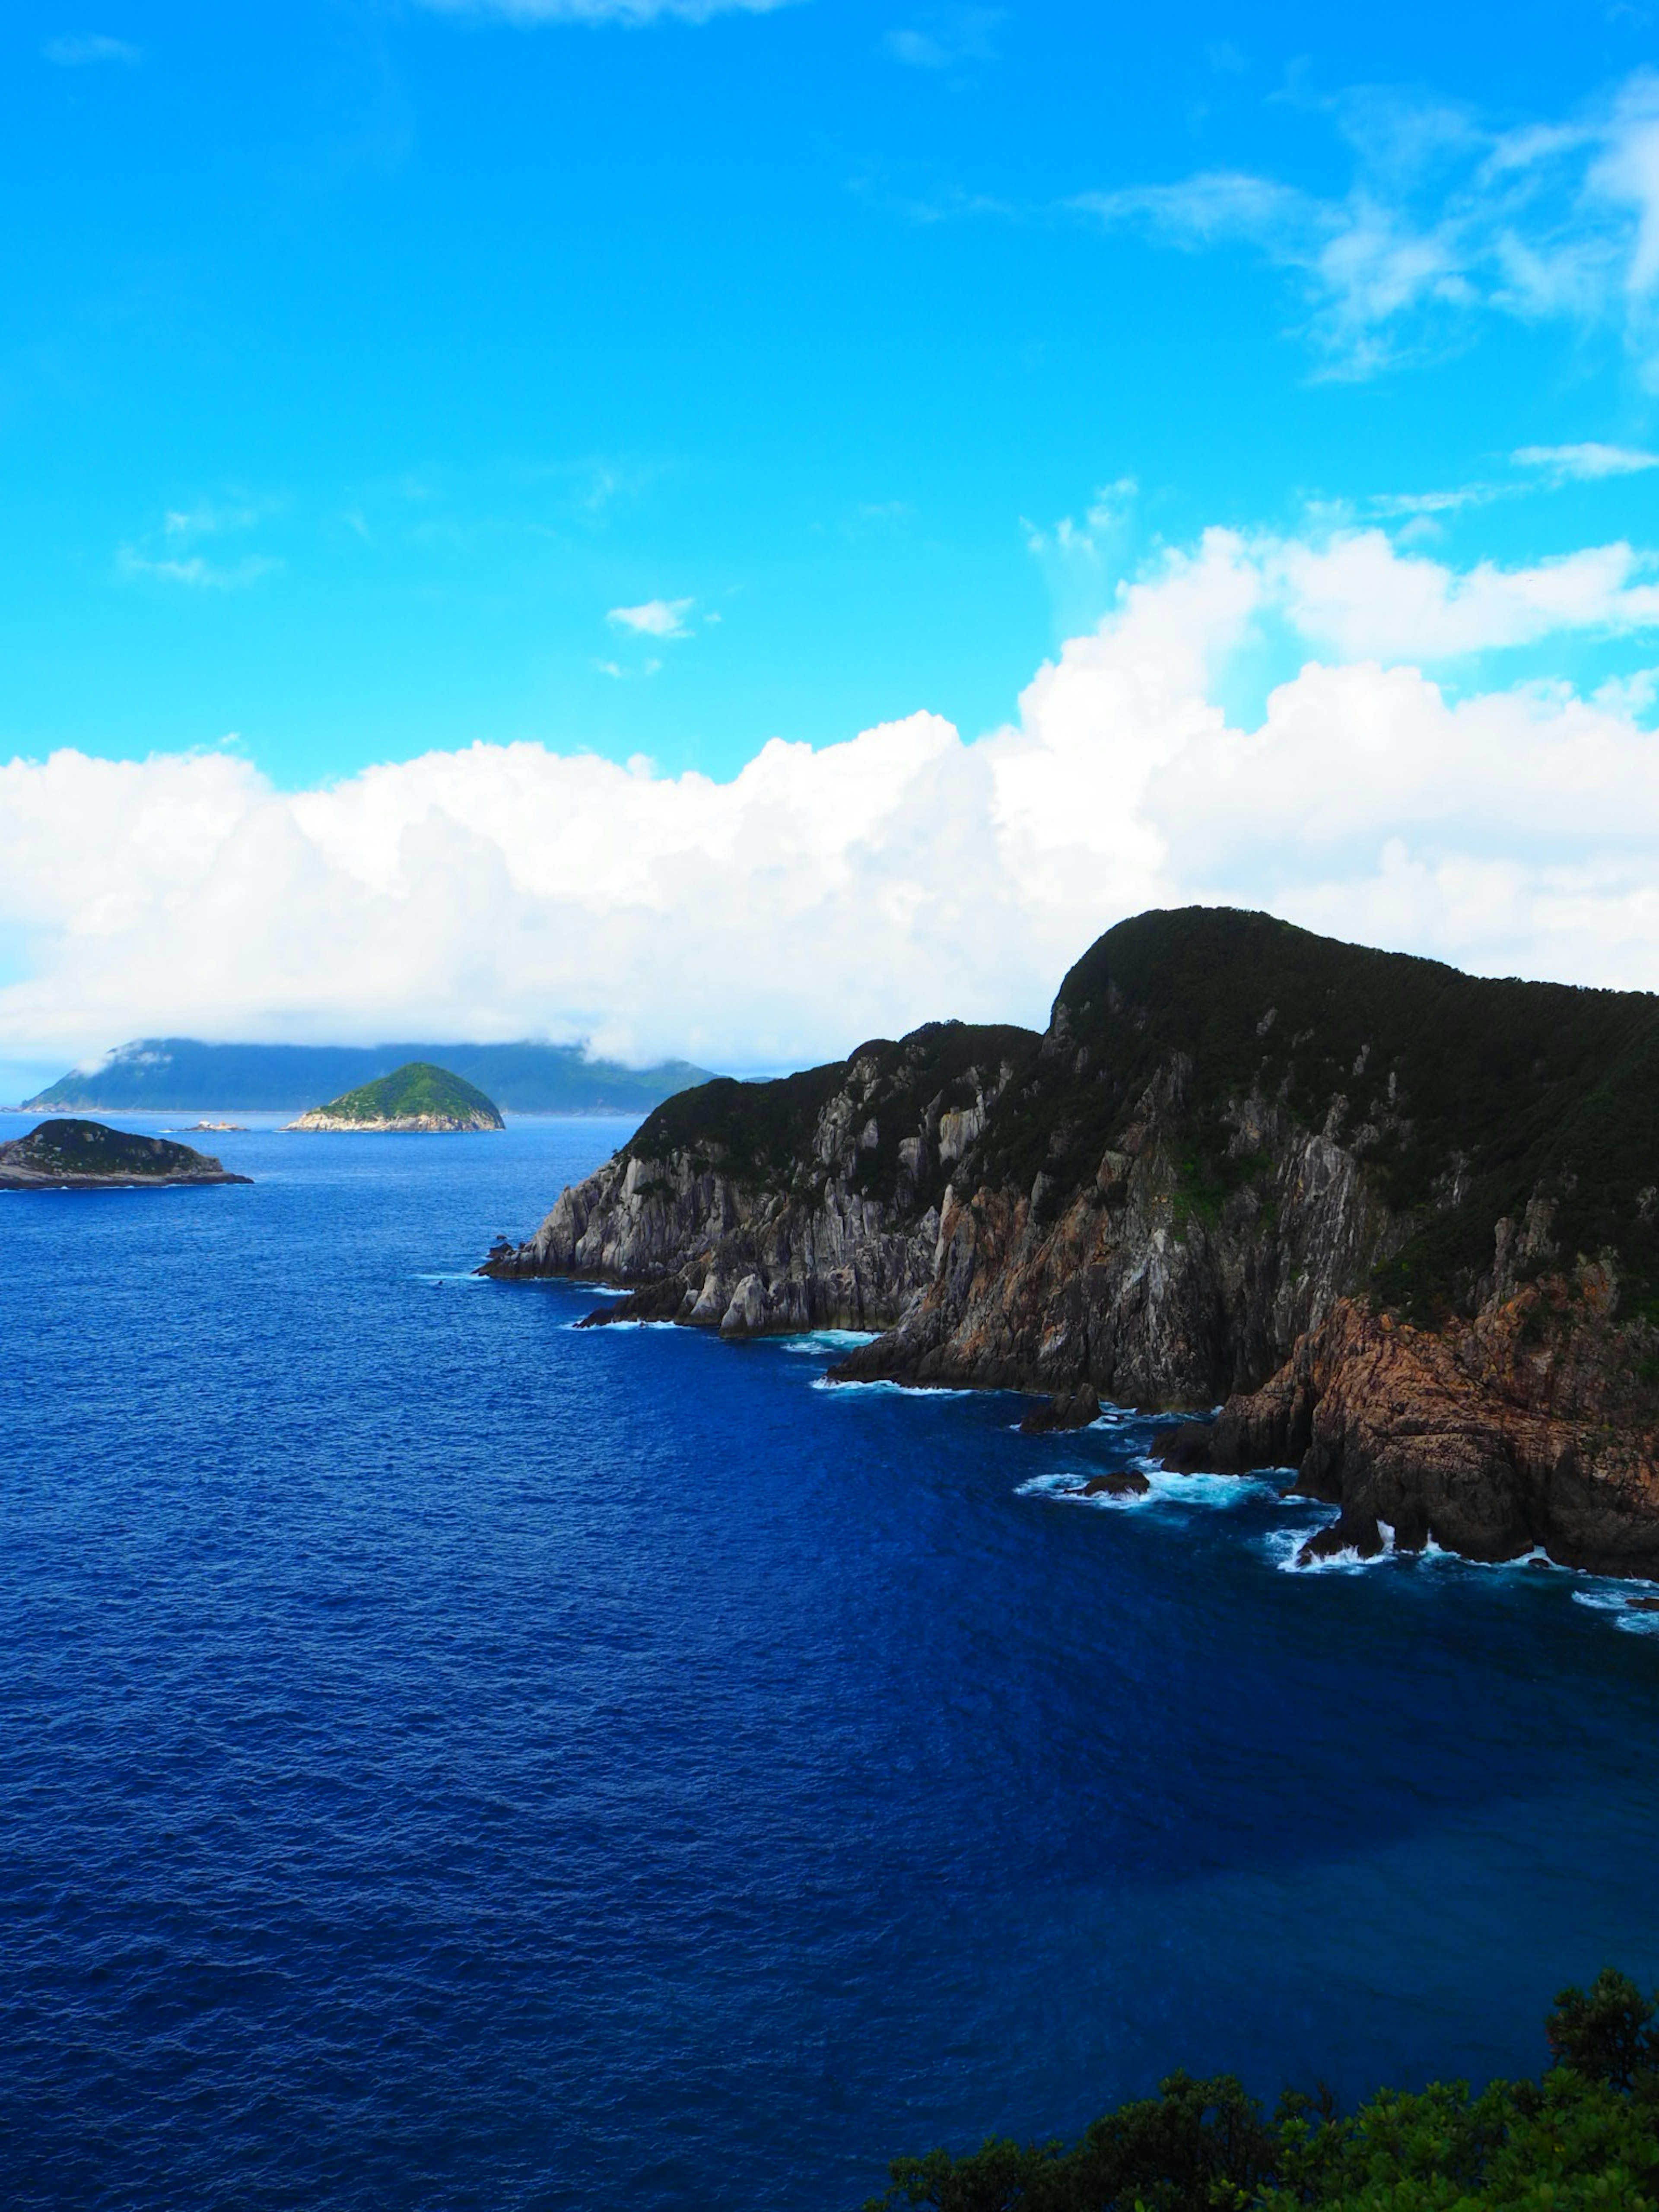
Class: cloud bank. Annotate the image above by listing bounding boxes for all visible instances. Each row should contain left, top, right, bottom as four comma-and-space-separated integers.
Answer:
4, 525, 1659, 1071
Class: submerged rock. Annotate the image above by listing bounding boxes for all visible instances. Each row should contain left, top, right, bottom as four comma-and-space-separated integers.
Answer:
1297, 1511, 1386, 1567
1076, 1470, 1150, 1498
1020, 1385, 1102, 1434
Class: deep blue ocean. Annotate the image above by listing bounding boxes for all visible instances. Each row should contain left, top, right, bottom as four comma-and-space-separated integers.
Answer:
5, 1111, 1659, 2210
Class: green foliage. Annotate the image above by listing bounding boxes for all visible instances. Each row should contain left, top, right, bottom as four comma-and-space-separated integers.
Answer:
970, 908, 1659, 1323
308, 1061, 503, 1126
868, 1974, 1659, 2212
1547, 1970, 1659, 2091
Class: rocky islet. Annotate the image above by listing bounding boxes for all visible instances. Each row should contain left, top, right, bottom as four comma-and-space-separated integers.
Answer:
0, 1119, 250, 1189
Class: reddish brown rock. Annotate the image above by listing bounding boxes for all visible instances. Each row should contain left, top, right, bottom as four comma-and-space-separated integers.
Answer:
1202, 1285, 1659, 1576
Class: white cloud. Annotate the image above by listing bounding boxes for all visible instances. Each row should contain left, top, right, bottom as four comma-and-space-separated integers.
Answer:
1076, 68, 1659, 378
43, 34, 138, 64
6, 524, 1659, 1071
607, 597, 694, 637
1514, 441, 1659, 480
115, 549, 281, 590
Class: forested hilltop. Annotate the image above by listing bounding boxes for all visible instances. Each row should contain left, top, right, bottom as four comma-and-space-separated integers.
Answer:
866, 1971, 1659, 2212
485, 907, 1659, 1575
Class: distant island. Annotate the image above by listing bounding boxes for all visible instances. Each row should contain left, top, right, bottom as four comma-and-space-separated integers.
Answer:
483, 905, 1659, 1579
26, 1037, 715, 1116
0, 1119, 251, 1189
286, 1062, 504, 1133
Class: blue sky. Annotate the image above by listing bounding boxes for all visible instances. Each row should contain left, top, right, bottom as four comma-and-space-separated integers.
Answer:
5, 0, 1656, 782
3, 0, 1659, 1081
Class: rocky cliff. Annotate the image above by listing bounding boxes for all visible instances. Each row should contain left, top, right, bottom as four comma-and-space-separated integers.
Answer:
483, 907, 1659, 1570
482, 1021, 1033, 1333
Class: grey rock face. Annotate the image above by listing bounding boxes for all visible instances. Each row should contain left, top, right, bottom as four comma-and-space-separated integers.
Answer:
482, 1018, 1405, 1405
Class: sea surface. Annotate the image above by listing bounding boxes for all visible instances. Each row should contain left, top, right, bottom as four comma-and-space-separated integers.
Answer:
4, 1112, 1659, 2211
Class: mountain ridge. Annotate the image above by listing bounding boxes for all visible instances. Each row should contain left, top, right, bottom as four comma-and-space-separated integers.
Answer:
27, 1037, 715, 1115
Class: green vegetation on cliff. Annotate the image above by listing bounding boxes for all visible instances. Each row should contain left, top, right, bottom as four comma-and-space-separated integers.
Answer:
611, 909, 1659, 1327
303, 1062, 504, 1128
870, 1970, 1659, 2212
966, 908, 1659, 1324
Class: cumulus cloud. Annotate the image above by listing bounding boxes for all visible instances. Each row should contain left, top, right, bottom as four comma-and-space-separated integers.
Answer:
1076, 68, 1659, 378
6, 526, 1659, 1071
607, 597, 694, 637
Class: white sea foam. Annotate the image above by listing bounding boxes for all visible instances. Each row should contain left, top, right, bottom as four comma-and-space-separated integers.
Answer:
1573, 1583, 1659, 1633
565, 1316, 680, 1332
777, 1329, 880, 1355
1018, 1464, 1288, 1514
810, 1374, 976, 1397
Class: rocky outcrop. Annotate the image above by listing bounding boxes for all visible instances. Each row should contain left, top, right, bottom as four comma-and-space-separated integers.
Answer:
1164, 1277, 1659, 1575
287, 1109, 501, 1132
482, 906, 1659, 1573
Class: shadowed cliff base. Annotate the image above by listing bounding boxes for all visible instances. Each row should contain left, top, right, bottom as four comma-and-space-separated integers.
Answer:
480, 906, 1659, 1573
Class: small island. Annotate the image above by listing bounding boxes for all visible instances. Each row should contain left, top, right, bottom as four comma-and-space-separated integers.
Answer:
285, 1061, 505, 1133
0, 1119, 251, 1189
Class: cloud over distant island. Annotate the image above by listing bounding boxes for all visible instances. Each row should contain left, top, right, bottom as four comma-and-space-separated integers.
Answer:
3, 522, 1658, 1071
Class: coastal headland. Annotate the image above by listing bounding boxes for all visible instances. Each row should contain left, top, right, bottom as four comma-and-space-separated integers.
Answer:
0, 1119, 251, 1189
481, 905, 1659, 1576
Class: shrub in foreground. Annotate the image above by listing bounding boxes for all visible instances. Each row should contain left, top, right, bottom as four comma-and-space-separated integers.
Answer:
868, 1970, 1659, 2212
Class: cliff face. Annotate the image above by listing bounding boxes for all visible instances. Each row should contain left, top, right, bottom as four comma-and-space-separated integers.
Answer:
830, 1067, 1403, 1405
1165, 1280, 1659, 1575
484, 907, 1659, 1570
483, 1022, 1032, 1334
